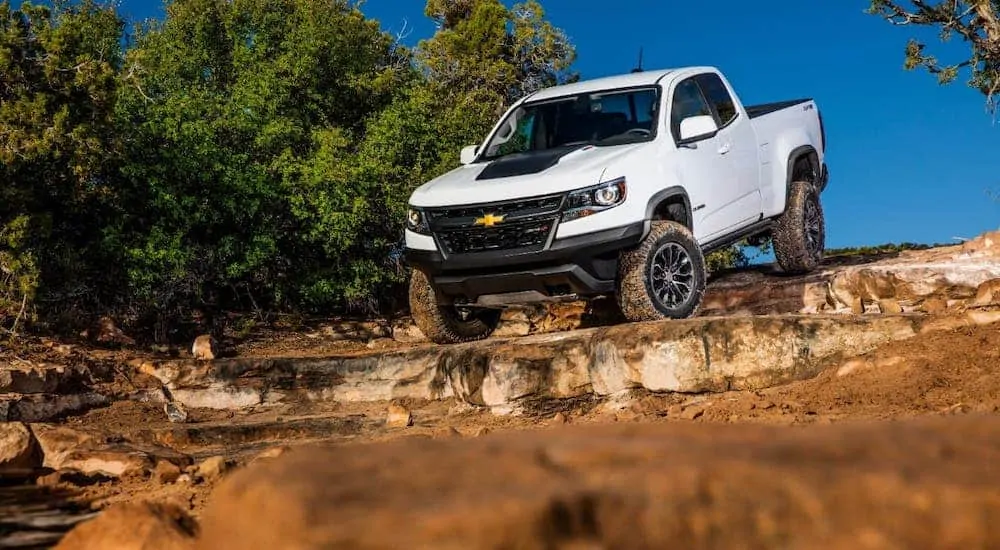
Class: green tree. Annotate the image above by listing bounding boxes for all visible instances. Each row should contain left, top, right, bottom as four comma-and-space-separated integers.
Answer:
1, 0, 584, 334
705, 246, 751, 274
115, 0, 408, 320
345, 0, 580, 295
868, 0, 1000, 112
0, 0, 124, 329
418, 0, 577, 134
422, 0, 577, 96
704, 238, 774, 274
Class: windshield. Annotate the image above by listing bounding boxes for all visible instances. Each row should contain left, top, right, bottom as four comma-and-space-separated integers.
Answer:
479, 86, 660, 161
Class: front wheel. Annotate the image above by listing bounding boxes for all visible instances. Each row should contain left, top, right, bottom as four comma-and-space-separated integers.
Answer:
408, 269, 500, 345
616, 221, 707, 322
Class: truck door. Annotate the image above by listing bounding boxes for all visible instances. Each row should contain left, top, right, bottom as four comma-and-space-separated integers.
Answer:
693, 72, 762, 227
668, 77, 742, 242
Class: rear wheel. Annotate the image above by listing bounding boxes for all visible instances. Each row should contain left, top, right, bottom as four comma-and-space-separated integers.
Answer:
408, 269, 500, 345
616, 220, 707, 322
772, 181, 825, 274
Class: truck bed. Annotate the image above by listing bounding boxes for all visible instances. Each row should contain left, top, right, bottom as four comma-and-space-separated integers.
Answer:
745, 98, 813, 119
745, 93, 827, 217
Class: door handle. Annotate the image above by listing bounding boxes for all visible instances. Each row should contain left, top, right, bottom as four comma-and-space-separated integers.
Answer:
718, 142, 731, 155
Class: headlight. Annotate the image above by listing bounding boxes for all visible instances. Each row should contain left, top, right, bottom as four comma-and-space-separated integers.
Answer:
406, 207, 430, 235
562, 177, 627, 222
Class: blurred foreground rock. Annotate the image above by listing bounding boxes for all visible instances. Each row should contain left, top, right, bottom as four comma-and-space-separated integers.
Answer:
194, 415, 1000, 549
54, 501, 197, 550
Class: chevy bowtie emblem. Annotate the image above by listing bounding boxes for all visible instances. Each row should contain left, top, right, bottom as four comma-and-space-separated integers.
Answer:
474, 213, 505, 227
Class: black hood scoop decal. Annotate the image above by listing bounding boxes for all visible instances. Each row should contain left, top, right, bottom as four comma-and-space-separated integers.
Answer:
475, 146, 587, 181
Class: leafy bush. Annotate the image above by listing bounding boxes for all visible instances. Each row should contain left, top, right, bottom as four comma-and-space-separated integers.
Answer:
0, 0, 583, 336
0, 0, 124, 330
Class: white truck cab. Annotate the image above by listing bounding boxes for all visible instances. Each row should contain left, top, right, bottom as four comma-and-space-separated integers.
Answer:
404, 66, 829, 344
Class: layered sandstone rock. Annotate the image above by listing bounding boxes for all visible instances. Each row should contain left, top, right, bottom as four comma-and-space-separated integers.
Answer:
702, 246, 1000, 317
0, 393, 109, 423
466, 241, 1000, 334
32, 424, 191, 479
144, 313, 966, 413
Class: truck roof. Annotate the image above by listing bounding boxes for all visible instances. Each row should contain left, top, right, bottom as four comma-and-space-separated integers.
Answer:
526, 67, 714, 102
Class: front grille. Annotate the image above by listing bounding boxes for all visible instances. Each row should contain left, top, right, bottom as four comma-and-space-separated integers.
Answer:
437, 219, 555, 254
427, 194, 564, 255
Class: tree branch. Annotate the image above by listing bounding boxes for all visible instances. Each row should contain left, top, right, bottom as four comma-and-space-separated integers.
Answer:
868, 0, 1000, 112
8, 293, 27, 338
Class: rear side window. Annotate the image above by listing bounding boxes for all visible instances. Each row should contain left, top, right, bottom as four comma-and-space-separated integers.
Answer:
695, 73, 737, 126
670, 78, 713, 140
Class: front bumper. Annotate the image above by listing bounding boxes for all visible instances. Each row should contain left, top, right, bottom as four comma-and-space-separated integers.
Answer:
405, 222, 646, 302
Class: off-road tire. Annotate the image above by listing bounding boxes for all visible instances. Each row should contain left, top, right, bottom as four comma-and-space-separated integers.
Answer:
616, 220, 707, 322
772, 181, 825, 274
408, 269, 500, 345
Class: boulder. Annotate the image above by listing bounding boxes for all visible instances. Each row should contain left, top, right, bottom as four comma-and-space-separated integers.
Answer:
54, 501, 197, 550
531, 301, 588, 333
252, 446, 288, 463
390, 321, 425, 344
973, 278, 1000, 307
195, 456, 230, 482
155, 460, 182, 484
59, 449, 152, 478
164, 402, 188, 423
386, 404, 413, 428
961, 230, 1000, 256
0, 364, 92, 395
31, 425, 94, 470
920, 297, 950, 314
32, 424, 181, 479
0, 422, 40, 473
492, 310, 532, 338
92, 316, 136, 347
191, 335, 217, 361
878, 298, 903, 314
701, 269, 835, 316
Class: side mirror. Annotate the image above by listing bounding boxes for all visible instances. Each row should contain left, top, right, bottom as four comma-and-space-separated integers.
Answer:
678, 115, 719, 144
460, 145, 479, 165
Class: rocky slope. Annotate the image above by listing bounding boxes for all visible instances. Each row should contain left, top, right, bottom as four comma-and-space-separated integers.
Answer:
4, 232, 1000, 547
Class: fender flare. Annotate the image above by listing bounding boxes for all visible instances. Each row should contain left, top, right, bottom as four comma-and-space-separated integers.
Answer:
784, 145, 821, 209
644, 187, 693, 231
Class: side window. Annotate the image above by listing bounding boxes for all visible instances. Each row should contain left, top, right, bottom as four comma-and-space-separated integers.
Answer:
670, 78, 713, 140
695, 73, 737, 126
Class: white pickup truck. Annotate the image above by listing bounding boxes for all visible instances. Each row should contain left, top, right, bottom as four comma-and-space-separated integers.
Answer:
404, 66, 828, 344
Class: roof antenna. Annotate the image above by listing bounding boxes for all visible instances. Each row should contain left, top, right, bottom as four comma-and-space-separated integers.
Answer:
631, 46, 644, 73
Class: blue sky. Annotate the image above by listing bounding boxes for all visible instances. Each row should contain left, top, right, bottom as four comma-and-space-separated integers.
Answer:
97, 1, 1000, 247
